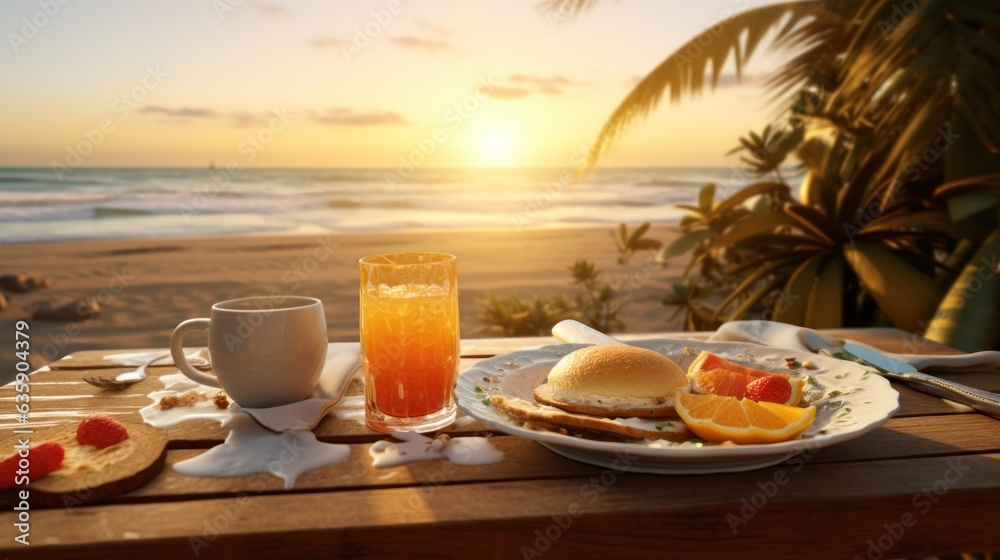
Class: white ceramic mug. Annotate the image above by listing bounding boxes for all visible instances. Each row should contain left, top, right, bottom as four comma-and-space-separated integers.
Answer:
170, 296, 328, 408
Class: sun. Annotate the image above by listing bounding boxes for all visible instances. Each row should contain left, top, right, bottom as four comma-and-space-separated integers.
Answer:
470, 126, 520, 167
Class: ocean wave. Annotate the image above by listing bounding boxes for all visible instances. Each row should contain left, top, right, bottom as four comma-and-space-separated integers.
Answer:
0, 167, 734, 242
407, 174, 468, 185
327, 198, 416, 210
0, 193, 116, 205
0, 175, 53, 184
327, 199, 364, 209
633, 179, 705, 187
94, 207, 153, 219
0, 175, 108, 187
307, 172, 383, 183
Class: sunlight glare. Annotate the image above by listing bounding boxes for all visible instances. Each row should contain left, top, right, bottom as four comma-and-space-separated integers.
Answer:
472, 126, 520, 167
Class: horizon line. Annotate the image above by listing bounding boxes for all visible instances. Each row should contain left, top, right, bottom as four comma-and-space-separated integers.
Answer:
0, 164, 776, 171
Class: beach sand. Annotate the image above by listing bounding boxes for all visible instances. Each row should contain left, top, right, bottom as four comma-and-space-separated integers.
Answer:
1, 225, 684, 383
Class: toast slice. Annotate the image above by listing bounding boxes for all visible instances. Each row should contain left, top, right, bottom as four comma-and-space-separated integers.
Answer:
490, 395, 691, 442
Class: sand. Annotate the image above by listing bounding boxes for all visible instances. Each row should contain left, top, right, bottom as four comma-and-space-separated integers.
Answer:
0, 225, 685, 383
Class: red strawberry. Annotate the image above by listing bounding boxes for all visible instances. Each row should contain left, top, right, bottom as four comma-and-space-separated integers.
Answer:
0, 441, 65, 489
745, 375, 793, 404
76, 415, 129, 449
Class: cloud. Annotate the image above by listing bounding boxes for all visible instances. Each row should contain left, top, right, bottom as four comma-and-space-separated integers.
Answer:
623, 72, 761, 88
138, 106, 272, 127
488, 86, 535, 100
139, 106, 218, 118
228, 111, 268, 128
508, 74, 580, 87
412, 18, 450, 35
310, 37, 349, 49
141, 105, 409, 128
251, 3, 290, 16
388, 36, 456, 53
486, 74, 586, 100
309, 108, 408, 127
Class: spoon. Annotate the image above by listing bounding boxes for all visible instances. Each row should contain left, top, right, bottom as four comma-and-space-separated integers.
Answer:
83, 350, 203, 390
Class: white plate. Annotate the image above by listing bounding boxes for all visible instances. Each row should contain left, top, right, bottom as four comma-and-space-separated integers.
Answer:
456, 339, 899, 474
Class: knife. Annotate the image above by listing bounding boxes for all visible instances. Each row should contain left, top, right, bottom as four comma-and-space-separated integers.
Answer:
800, 331, 1000, 418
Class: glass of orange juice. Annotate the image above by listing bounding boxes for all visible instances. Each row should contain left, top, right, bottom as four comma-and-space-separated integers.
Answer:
359, 252, 459, 433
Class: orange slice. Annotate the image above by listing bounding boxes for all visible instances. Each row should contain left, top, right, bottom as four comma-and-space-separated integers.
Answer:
689, 351, 780, 379
674, 391, 816, 444
689, 351, 806, 406
689, 368, 751, 398
785, 378, 806, 407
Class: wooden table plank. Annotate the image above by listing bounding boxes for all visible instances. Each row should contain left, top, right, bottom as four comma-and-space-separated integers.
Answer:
456, 328, 963, 357
111, 414, 1000, 502
126, 437, 598, 502
0, 360, 499, 440
891, 381, 979, 417
5, 357, 989, 438
0, 378, 978, 445
45, 327, 961, 369
2, 413, 992, 508
810, 413, 1000, 463
4, 452, 998, 559
48, 338, 578, 369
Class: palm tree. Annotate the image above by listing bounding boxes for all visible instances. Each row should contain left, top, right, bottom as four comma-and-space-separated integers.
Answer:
547, 0, 1000, 350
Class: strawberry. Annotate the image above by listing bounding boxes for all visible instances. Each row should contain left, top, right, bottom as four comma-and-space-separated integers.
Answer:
745, 375, 793, 404
0, 441, 65, 489
76, 415, 129, 449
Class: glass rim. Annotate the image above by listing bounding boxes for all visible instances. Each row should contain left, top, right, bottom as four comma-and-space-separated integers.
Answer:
359, 252, 457, 267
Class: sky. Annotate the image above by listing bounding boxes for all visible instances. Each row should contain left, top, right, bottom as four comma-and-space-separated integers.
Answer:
0, 0, 792, 168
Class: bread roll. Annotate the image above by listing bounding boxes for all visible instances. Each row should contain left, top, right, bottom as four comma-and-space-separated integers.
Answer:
533, 345, 688, 417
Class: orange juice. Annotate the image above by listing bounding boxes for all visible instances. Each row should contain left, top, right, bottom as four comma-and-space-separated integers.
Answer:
359, 252, 459, 432
361, 284, 458, 417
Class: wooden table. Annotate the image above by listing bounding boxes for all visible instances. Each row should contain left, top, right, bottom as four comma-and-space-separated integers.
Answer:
2, 329, 999, 559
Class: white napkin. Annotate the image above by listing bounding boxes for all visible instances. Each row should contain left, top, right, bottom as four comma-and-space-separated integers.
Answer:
140, 342, 361, 431
708, 321, 1000, 372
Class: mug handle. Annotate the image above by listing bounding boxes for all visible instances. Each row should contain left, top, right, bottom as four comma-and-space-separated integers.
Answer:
170, 318, 221, 388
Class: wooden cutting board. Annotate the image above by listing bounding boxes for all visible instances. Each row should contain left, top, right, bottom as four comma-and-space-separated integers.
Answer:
1, 420, 168, 508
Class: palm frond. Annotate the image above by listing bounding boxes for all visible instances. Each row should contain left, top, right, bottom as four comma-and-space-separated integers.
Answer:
765, 4, 850, 103
831, 0, 1000, 190
584, 2, 822, 168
